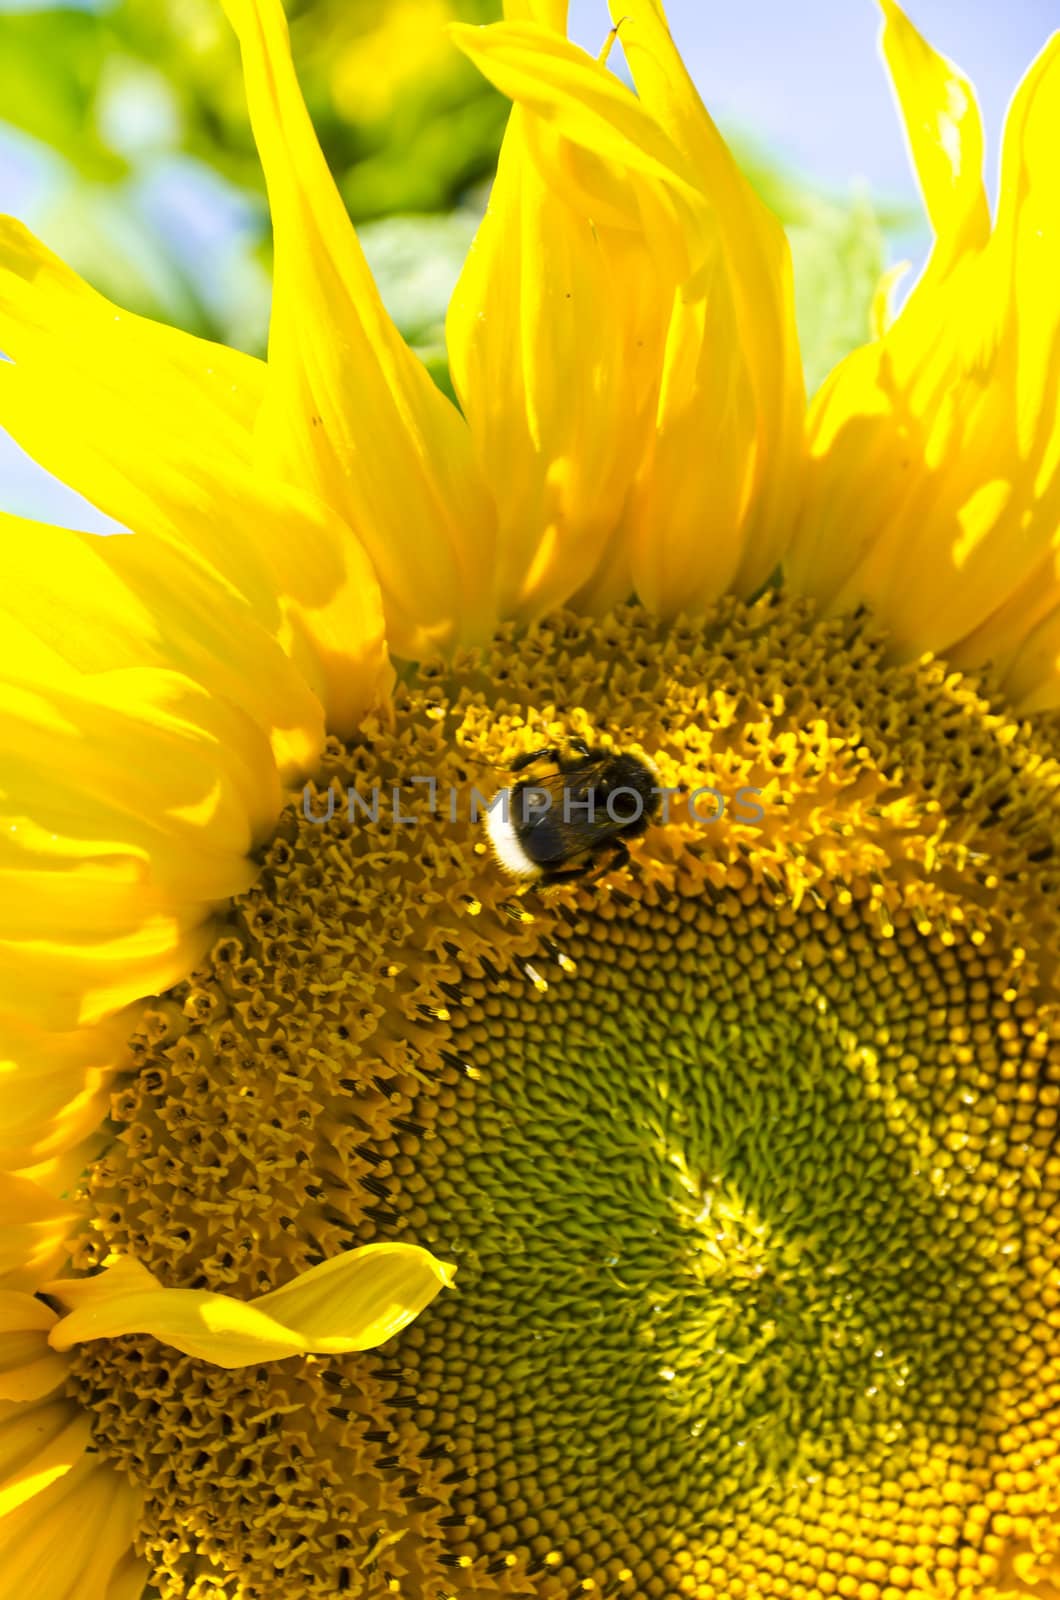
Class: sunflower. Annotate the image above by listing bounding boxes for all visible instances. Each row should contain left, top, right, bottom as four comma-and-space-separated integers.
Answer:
4, 0, 1060, 1595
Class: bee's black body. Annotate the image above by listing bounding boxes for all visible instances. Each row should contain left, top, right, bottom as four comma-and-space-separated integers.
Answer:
486, 738, 659, 884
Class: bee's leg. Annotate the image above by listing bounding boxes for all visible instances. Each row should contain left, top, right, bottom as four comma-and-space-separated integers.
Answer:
536, 856, 598, 886
511, 745, 560, 773
590, 838, 630, 880
512, 738, 595, 775
538, 859, 592, 885
541, 839, 632, 890
567, 841, 630, 887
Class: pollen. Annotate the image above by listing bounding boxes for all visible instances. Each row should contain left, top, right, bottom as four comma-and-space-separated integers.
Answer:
64, 595, 1060, 1599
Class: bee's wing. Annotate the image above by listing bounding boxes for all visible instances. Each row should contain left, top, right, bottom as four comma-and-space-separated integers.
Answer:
514, 766, 620, 857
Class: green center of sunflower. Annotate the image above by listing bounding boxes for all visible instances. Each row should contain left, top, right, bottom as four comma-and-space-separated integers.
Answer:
66, 596, 1060, 1599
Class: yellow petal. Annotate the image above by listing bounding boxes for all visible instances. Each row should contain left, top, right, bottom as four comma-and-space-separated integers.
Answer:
101, 1553, 149, 1600
0, 1018, 123, 1185
0, 923, 216, 1039
0, 1294, 68, 1405
449, 18, 696, 620
451, 21, 703, 219
222, 0, 497, 657
0, 1019, 118, 1177
503, 0, 565, 25
0, 421, 388, 754
877, 0, 990, 275
0, 214, 263, 457
870, 259, 913, 339
47, 1245, 456, 1368
0, 1394, 90, 1519
0, 1174, 73, 1294
605, 0, 804, 603
606, 0, 798, 377
452, 14, 803, 616
447, 107, 661, 620
788, 20, 1060, 688
0, 1456, 144, 1600
951, 563, 1060, 712
0, 513, 323, 781
0, 223, 390, 739
0, 654, 279, 1030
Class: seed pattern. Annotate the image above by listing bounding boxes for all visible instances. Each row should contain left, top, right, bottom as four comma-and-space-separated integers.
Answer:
65, 596, 1060, 1598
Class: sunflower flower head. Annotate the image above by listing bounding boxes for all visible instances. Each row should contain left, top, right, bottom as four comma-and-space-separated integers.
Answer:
3, 3, 1060, 1599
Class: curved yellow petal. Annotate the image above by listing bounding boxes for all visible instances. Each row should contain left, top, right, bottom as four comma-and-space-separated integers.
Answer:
0, 1019, 120, 1179
0, 1293, 68, 1404
0, 1174, 73, 1295
449, 17, 699, 619
0, 1186, 74, 1403
451, 22, 703, 219
0, 214, 263, 457
951, 562, 1060, 713
870, 259, 913, 339
0, 1272, 140, 1598
0, 223, 390, 740
0, 514, 324, 780
0, 408, 388, 750
0, 224, 389, 1048
222, 0, 497, 657
0, 1455, 145, 1600
447, 108, 662, 620
47, 1245, 456, 1368
788, 19, 1060, 695
0, 923, 217, 1039
101, 1553, 149, 1600
605, 0, 804, 601
503, 0, 565, 25
878, 0, 990, 275
0, 1394, 90, 1519
0, 653, 277, 1030
452, 15, 803, 618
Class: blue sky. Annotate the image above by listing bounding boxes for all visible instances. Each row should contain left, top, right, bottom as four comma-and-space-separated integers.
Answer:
2, 0, 1058, 530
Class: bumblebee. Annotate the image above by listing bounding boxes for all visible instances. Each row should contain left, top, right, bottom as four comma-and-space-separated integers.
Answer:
484, 737, 659, 884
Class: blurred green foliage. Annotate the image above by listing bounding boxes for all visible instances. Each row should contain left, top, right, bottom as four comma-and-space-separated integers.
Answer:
788, 192, 886, 397
0, 7, 129, 184
0, 0, 507, 345
1, 0, 506, 208
0, 0, 917, 393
